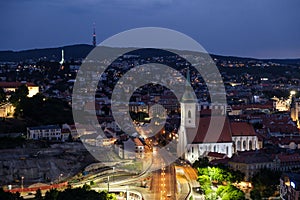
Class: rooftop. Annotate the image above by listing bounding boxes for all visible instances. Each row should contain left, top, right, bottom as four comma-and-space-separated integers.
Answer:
27, 125, 60, 130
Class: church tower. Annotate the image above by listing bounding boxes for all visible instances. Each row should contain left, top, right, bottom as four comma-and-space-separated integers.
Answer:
177, 68, 197, 159
180, 69, 197, 128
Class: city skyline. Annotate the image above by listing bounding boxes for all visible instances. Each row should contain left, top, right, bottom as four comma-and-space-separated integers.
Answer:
0, 0, 300, 59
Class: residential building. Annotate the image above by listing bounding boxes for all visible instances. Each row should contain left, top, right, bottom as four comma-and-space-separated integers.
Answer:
0, 103, 14, 117
280, 173, 300, 200
0, 82, 39, 97
228, 151, 274, 180
228, 151, 300, 181
27, 125, 61, 140
133, 137, 145, 159
116, 137, 145, 160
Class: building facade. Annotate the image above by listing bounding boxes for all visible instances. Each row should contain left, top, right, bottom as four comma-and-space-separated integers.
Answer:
177, 79, 259, 163
27, 125, 61, 140
0, 82, 39, 98
280, 173, 300, 200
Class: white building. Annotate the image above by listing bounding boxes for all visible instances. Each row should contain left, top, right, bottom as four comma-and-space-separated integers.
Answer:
231, 122, 259, 153
116, 137, 145, 160
0, 82, 39, 98
177, 72, 259, 164
27, 125, 61, 140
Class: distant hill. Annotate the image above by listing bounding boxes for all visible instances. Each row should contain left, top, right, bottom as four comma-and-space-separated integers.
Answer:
0, 44, 94, 62
0, 44, 299, 65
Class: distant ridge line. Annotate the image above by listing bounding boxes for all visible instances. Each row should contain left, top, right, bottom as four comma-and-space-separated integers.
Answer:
0, 44, 299, 64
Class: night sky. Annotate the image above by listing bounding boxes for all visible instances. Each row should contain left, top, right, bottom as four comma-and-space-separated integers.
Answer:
0, 0, 300, 58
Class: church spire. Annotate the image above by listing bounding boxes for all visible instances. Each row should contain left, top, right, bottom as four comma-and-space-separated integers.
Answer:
186, 67, 191, 86
181, 68, 197, 103
59, 49, 64, 65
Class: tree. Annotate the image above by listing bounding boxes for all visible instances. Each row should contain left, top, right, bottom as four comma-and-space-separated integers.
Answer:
193, 157, 209, 168
251, 169, 281, 198
34, 189, 43, 200
197, 165, 245, 199
99, 191, 117, 200
9, 85, 29, 106
82, 183, 91, 191
45, 189, 59, 200
0, 88, 6, 102
217, 185, 245, 200
0, 188, 24, 200
56, 187, 116, 200
250, 189, 262, 200
68, 133, 73, 142
9, 85, 29, 117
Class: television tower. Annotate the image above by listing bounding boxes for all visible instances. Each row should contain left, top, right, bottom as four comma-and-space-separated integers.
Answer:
92, 23, 96, 47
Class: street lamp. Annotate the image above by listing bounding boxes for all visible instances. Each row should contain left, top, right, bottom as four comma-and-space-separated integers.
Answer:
107, 176, 110, 192
21, 176, 24, 190
291, 91, 296, 96
112, 167, 115, 182
58, 174, 63, 183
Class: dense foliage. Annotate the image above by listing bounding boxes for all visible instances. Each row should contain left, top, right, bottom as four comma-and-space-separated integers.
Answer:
0, 188, 23, 200
195, 158, 245, 200
0, 136, 25, 149
10, 88, 73, 125
250, 169, 281, 199
0, 88, 6, 103
216, 185, 245, 200
0, 185, 116, 200
43, 185, 116, 200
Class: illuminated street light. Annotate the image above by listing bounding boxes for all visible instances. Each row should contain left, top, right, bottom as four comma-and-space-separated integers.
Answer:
112, 167, 115, 182
58, 174, 63, 182
21, 176, 24, 190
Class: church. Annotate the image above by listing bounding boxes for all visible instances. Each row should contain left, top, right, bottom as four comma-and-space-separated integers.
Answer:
177, 73, 259, 164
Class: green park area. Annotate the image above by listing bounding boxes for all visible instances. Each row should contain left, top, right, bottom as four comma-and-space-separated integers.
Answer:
193, 158, 281, 200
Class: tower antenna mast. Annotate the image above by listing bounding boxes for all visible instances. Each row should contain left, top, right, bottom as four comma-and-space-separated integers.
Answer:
93, 23, 96, 47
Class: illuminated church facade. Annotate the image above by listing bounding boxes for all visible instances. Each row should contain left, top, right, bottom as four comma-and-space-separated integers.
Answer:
177, 75, 259, 164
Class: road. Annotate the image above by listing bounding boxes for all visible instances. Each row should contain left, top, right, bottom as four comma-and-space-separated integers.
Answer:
144, 151, 176, 200
182, 165, 200, 188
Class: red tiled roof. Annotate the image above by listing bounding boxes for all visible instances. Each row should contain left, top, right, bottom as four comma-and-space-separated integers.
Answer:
133, 138, 144, 146
231, 103, 273, 110
210, 158, 229, 165
261, 114, 299, 134
229, 150, 273, 164
207, 152, 228, 158
277, 153, 300, 163
61, 128, 71, 133
269, 136, 300, 145
187, 116, 232, 144
230, 122, 256, 136
200, 109, 224, 116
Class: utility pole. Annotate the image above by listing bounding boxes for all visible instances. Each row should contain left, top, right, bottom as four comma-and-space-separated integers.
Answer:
107, 176, 110, 192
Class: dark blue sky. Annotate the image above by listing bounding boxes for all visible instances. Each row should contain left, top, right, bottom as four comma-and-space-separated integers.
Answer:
0, 0, 299, 58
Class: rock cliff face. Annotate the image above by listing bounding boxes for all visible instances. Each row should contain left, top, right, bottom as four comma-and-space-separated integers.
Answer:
0, 143, 95, 186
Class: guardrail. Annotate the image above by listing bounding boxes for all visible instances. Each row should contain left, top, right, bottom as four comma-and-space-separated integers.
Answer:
4, 182, 68, 193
